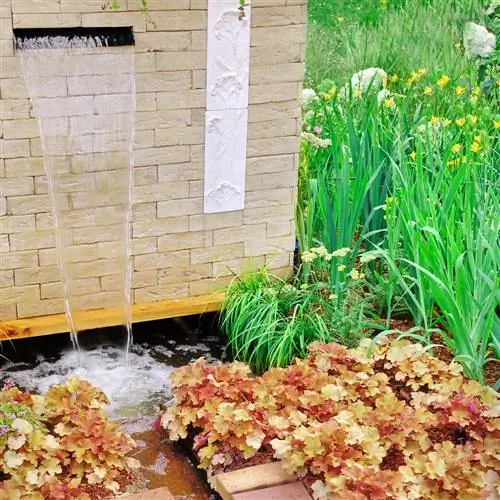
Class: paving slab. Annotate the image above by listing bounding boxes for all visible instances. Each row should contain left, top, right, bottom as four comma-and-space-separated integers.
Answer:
211, 462, 298, 500
233, 482, 311, 500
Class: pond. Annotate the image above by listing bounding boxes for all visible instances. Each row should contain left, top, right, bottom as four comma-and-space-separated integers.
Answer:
1, 314, 224, 499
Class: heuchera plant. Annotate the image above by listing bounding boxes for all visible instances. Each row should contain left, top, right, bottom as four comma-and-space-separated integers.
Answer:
161, 339, 500, 500
0, 378, 138, 499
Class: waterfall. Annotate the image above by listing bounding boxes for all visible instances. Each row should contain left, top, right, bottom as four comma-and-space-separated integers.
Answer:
16, 30, 136, 363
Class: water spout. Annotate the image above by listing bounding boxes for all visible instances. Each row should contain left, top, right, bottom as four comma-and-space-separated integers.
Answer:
16, 28, 136, 363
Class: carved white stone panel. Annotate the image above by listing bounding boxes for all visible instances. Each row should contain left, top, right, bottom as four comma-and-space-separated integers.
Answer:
206, 1, 251, 111
204, 0, 251, 213
204, 109, 248, 213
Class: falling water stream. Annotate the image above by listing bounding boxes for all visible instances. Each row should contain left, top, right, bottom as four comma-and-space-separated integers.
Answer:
17, 31, 135, 363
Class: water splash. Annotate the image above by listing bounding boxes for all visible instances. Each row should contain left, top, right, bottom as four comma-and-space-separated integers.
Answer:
5, 341, 220, 422
17, 35, 136, 362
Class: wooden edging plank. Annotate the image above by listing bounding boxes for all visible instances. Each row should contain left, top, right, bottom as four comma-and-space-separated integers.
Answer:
0, 292, 224, 341
211, 462, 297, 500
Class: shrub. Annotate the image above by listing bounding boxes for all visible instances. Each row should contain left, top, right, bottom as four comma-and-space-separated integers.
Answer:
162, 339, 499, 499
0, 378, 138, 499
221, 267, 375, 374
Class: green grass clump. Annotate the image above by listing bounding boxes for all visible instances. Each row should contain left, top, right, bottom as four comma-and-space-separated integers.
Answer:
221, 269, 372, 374
306, 0, 490, 88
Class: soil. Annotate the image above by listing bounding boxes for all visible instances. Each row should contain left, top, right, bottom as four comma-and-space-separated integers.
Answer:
387, 319, 499, 388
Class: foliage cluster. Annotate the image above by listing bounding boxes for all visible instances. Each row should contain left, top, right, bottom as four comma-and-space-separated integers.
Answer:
222, 2, 499, 384
162, 340, 500, 499
0, 378, 138, 499
298, 66, 500, 384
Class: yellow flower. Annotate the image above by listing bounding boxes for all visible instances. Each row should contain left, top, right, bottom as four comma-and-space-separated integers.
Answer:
406, 72, 418, 86
323, 86, 337, 100
454, 41, 461, 49
437, 75, 450, 87
474, 135, 481, 143
337, 265, 346, 272
455, 118, 465, 127
417, 68, 427, 76
430, 116, 439, 126
423, 86, 433, 96
455, 86, 466, 96
468, 115, 477, 125
409, 151, 417, 160
337, 16, 345, 23
353, 88, 363, 99
380, 0, 389, 7
494, 120, 500, 129
452, 144, 462, 153
443, 118, 452, 127
471, 142, 481, 153
389, 74, 399, 83
447, 158, 459, 168
472, 86, 481, 96
384, 98, 394, 108
497, 80, 500, 87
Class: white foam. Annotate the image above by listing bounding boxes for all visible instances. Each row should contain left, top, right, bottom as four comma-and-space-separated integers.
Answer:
6, 344, 175, 422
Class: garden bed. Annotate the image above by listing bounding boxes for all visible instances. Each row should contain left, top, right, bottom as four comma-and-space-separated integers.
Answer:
161, 338, 500, 500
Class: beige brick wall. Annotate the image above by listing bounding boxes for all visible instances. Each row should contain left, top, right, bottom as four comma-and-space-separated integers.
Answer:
0, 0, 305, 321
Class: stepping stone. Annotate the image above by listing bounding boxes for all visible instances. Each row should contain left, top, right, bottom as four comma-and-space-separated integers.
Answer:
233, 482, 311, 499
122, 486, 175, 499
212, 462, 302, 500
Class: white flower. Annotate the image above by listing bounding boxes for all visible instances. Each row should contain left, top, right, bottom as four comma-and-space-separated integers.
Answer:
7, 434, 26, 450
377, 88, 391, 104
463, 22, 496, 59
310, 245, 329, 257
12, 418, 33, 435
350, 67, 388, 94
302, 88, 319, 108
359, 252, 378, 264
301, 251, 317, 263
331, 247, 351, 258
301, 132, 331, 149
349, 269, 365, 280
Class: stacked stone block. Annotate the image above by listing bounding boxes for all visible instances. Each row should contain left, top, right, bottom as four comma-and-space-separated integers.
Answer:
0, 0, 306, 321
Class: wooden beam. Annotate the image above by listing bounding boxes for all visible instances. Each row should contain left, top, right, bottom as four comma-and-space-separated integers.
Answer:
0, 292, 224, 341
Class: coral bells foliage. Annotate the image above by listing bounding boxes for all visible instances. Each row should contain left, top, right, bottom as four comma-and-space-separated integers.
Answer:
162, 340, 500, 500
0, 378, 138, 499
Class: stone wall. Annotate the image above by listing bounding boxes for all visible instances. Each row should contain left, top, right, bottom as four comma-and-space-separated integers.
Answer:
0, 0, 306, 321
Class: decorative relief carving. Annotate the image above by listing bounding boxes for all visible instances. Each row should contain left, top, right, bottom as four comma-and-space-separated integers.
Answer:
204, 0, 251, 213
204, 109, 248, 213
